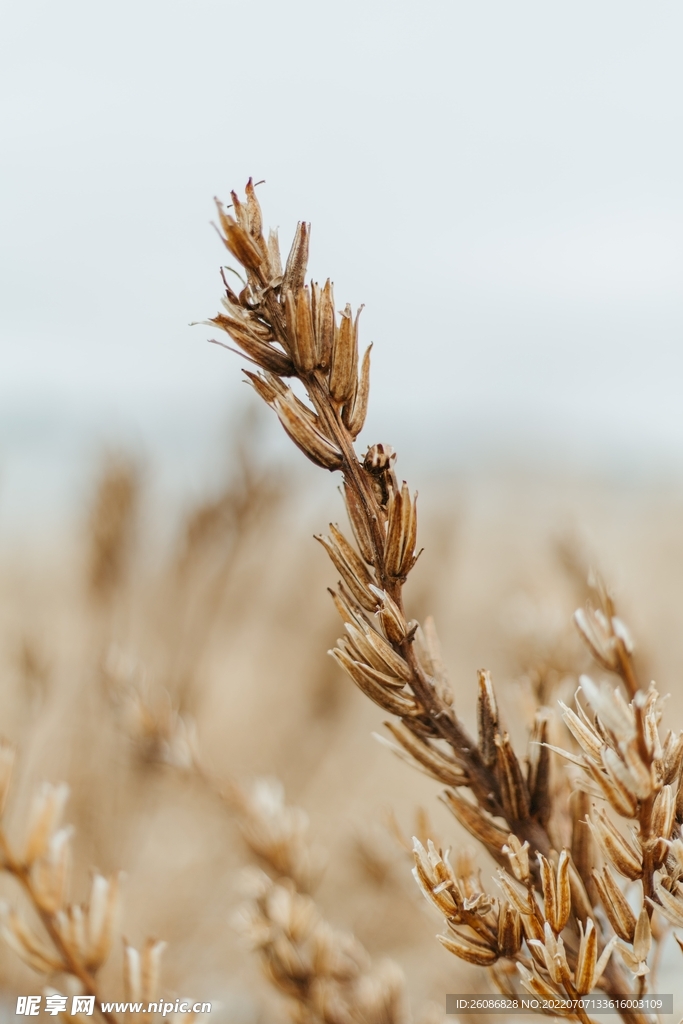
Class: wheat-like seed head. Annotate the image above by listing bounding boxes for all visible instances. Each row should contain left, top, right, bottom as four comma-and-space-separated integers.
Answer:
207, 180, 683, 1024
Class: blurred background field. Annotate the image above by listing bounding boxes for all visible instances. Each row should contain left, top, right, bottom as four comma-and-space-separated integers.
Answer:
2, 410, 683, 1017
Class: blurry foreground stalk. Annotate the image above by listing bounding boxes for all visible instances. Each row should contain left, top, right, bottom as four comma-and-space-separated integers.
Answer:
0, 743, 184, 1024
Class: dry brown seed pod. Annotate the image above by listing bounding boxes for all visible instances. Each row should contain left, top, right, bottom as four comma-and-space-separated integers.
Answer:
662, 731, 683, 785
527, 712, 551, 827
215, 205, 265, 272
243, 369, 281, 405
574, 918, 598, 994
329, 304, 359, 404
244, 371, 318, 441
378, 721, 467, 788
600, 746, 641, 812
329, 523, 375, 583
210, 323, 295, 376
384, 488, 405, 578
616, 908, 651, 978
497, 902, 522, 958
592, 865, 636, 942
273, 397, 343, 472
342, 624, 392, 677
335, 641, 406, 693
369, 586, 408, 644
420, 617, 452, 703
527, 922, 569, 985
437, 930, 497, 966
538, 849, 570, 935
502, 835, 530, 883
652, 783, 675, 843
570, 790, 594, 896
343, 345, 372, 439
294, 287, 316, 374
316, 526, 377, 611
315, 279, 335, 370
441, 790, 509, 853
336, 637, 405, 690
329, 648, 418, 716
547, 850, 570, 932
346, 622, 411, 681
585, 756, 638, 818
412, 839, 460, 916
588, 808, 642, 880
520, 910, 546, 954
399, 485, 418, 577
244, 178, 263, 239
328, 584, 366, 631
516, 963, 562, 1004
283, 288, 300, 364
343, 480, 375, 565
620, 739, 653, 801
477, 670, 499, 770
267, 228, 283, 280
651, 881, 683, 926
282, 221, 310, 296
495, 732, 530, 823
559, 701, 603, 760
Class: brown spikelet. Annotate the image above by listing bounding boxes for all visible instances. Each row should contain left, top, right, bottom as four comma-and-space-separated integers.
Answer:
274, 396, 343, 470
316, 526, 377, 611
294, 286, 316, 373
440, 790, 509, 855
495, 733, 530, 823
329, 303, 359, 403
344, 344, 372, 439
437, 931, 497, 966
370, 589, 407, 644
589, 808, 643, 880
497, 902, 522, 957
593, 865, 636, 942
570, 790, 595, 899
527, 712, 551, 827
215, 202, 264, 271
316, 278, 335, 370
210, 321, 295, 375
343, 479, 375, 565
380, 722, 467, 787
477, 670, 499, 769
329, 648, 418, 716
282, 221, 310, 295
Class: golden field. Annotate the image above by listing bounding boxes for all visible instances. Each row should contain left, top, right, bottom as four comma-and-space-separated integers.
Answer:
1, 417, 682, 1020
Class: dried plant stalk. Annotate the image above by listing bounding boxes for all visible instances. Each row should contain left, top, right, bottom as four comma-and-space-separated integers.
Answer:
0, 742, 173, 1024
206, 181, 683, 1024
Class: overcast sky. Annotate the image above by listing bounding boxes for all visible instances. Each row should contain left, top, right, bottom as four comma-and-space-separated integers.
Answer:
2, 0, 683, 520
